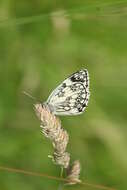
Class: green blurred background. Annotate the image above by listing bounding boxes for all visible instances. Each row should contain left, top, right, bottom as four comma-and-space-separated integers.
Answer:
0, 1, 127, 190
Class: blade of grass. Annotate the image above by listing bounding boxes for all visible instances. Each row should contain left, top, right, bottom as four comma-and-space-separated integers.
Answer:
0, 166, 117, 190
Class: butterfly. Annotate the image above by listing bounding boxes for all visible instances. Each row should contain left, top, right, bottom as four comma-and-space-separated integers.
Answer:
43, 69, 90, 115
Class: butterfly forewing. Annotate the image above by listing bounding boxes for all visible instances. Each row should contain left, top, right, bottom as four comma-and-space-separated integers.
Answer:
46, 69, 90, 115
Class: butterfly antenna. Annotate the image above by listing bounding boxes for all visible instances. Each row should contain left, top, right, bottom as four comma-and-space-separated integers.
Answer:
22, 91, 39, 103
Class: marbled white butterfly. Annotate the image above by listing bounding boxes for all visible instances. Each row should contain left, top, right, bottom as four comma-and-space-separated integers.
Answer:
44, 69, 90, 115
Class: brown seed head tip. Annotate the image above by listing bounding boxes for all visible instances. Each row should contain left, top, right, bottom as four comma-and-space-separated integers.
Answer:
34, 103, 43, 120
34, 103, 42, 111
34, 103, 51, 121
66, 160, 81, 185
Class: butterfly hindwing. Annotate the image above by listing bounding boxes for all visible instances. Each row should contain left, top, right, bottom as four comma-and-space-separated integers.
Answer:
46, 69, 90, 115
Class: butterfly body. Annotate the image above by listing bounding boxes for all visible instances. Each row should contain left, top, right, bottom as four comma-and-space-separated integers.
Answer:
44, 69, 90, 116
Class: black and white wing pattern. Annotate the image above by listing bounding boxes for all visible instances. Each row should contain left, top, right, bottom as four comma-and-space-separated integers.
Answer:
45, 69, 90, 115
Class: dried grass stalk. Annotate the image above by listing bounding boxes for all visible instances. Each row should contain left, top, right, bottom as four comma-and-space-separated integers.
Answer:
34, 103, 70, 168
34, 103, 81, 181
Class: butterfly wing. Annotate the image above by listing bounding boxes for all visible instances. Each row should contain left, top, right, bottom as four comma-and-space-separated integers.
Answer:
46, 69, 90, 115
